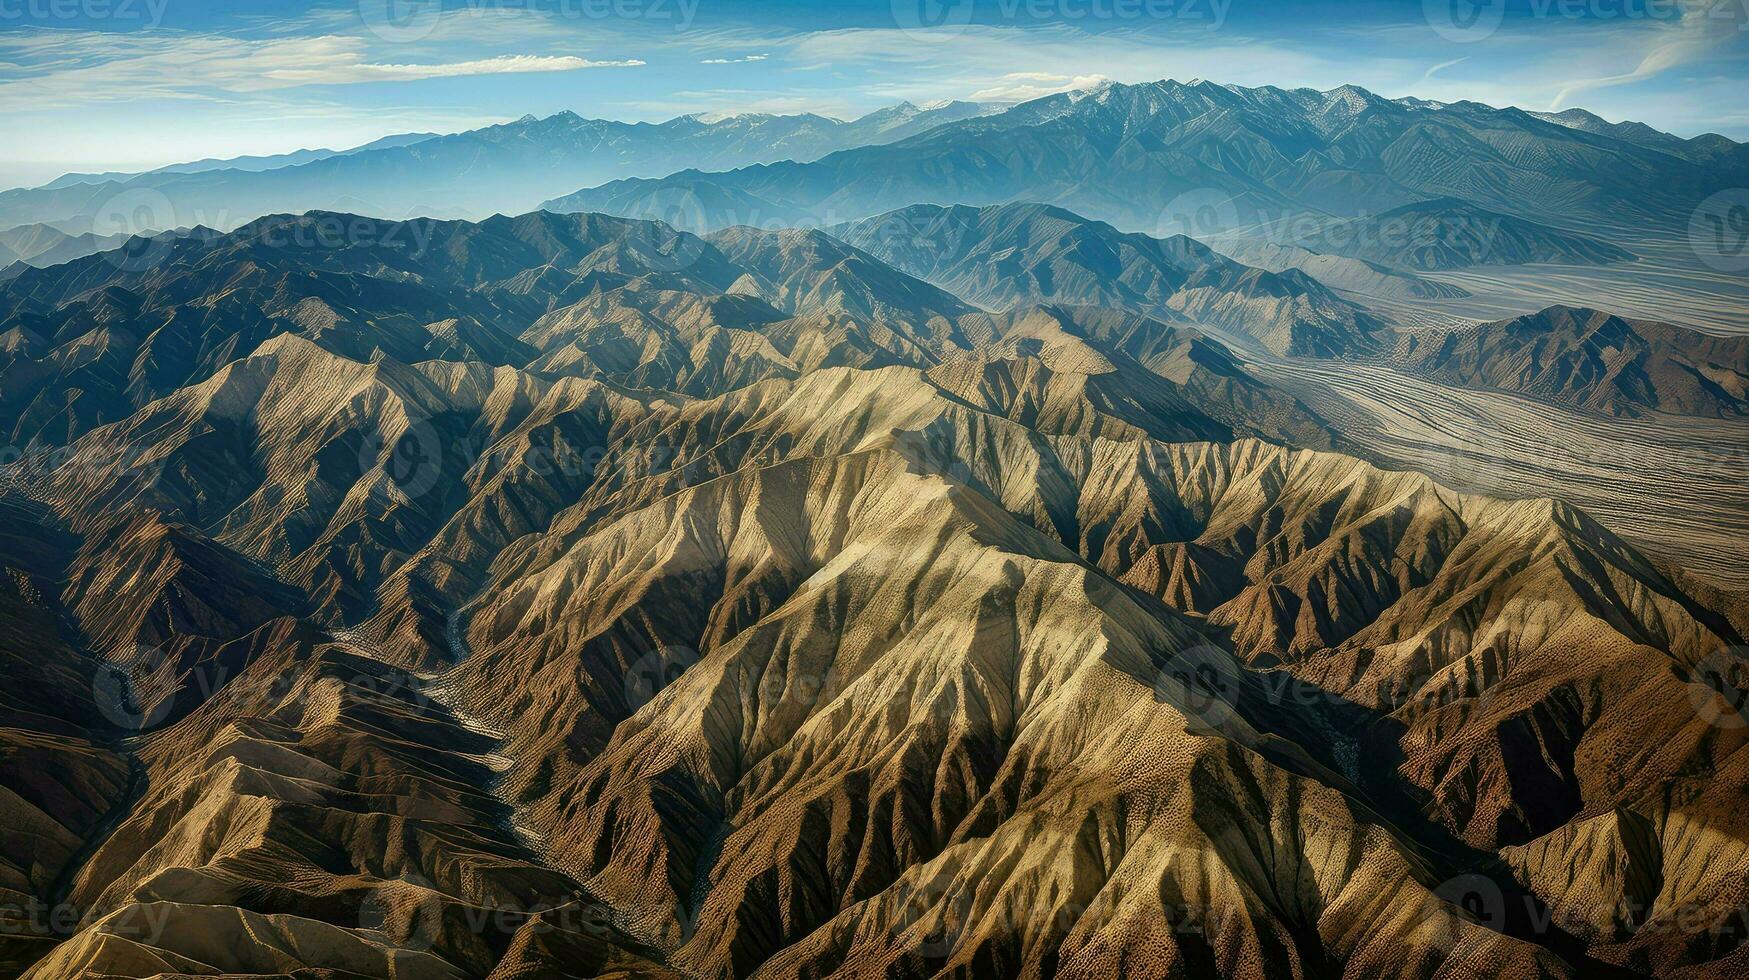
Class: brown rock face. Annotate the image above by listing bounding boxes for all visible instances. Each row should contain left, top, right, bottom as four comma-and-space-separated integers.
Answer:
0, 210, 1741, 979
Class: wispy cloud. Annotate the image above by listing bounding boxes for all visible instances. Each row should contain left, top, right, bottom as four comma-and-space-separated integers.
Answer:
621, 89, 862, 119
0, 31, 640, 106
3, 0, 1744, 187
274, 54, 643, 85
1550, 2, 1742, 109
293, 2, 690, 43
1419, 57, 1466, 85
969, 72, 1112, 102
772, 22, 1340, 104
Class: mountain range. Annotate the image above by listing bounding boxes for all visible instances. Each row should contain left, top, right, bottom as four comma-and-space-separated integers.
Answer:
0, 101, 998, 238
2, 71, 1747, 980
0, 198, 1745, 979
1383, 304, 1749, 418
830, 202, 1383, 356
543, 80, 1748, 240
0, 224, 133, 278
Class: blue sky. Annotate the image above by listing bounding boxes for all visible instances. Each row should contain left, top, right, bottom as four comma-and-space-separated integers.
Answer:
1, 0, 1745, 189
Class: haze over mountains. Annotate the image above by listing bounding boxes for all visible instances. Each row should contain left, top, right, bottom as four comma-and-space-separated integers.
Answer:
0, 225, 133, 278
823, 203, 1747, 419
532, 79, 1744, 333
2, 74, 1747, 980
0, 100, 998, 239
544, 80, 1748, 234
831, 203, 1382, 357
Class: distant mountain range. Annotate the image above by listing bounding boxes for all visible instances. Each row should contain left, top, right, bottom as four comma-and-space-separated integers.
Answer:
35, 132, 443, 190
831, 202, 1382, 356
1531, 107, 1749, 169
544, 79, 1744, 246
0, 100, 998, 237
824, 202, 1749, 415
1385, 304, 1749, 418
7, 81, 1732, 294
0, 223, 132, 276
8, 81, 1738, 278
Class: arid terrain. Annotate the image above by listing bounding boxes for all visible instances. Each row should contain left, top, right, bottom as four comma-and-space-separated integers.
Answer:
1, 77, 1746, 980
